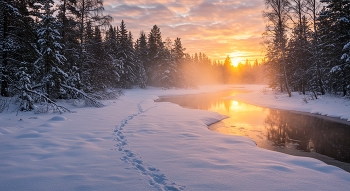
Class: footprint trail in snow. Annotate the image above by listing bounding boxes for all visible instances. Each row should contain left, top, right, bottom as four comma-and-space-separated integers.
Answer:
113, 101, 185, 191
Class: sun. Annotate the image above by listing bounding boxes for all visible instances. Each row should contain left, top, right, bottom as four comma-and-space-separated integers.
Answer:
231, 57, 242, 67
229, 52, 245, 67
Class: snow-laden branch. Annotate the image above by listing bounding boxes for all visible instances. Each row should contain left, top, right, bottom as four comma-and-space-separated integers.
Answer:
61, 84, 104, 108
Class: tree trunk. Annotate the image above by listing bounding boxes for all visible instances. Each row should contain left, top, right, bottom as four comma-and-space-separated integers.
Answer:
282, 54, 292, 97
280, 80, 283, 93
318, 78, 325, 95
299, 79, 304, 95
279, 21, 291, 97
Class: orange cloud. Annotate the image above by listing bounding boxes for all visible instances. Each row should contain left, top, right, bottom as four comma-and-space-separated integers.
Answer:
104, 0, 265, 63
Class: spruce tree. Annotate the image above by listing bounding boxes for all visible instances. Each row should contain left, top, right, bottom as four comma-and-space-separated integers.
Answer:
306, 0, 325, 95
116, 20, 136, 88
146, 25, 162, 85
0, 1, 20, 96
1, 0, 37, 97
318, 0, 350, 95
172, 38, 196, 87
34, 1, 67, 99
70, 0, 112, 90
134, 31, 148, 88
104, 25, 120, 87
158, 41, 178, 88
287, 16, 312, 94
147, 26, 179, 88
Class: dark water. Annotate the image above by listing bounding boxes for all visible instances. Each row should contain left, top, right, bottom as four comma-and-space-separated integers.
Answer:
155, 89, 350, 172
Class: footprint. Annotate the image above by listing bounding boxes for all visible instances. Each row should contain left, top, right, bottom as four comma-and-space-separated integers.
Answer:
113, 101, 185, 190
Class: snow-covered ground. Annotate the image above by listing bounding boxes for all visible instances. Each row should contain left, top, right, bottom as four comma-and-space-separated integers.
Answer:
1, 85, 350, 191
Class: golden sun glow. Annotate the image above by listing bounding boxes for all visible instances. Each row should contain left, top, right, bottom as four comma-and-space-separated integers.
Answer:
105, 1, 266, 69
229, 52, 246, 67
231, 58, 242, 67
230, 100, 241, 110
232, 100, 239, 106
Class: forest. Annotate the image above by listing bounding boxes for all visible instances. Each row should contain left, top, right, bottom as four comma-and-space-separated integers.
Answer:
1, 0, 349, 113
263, 0, 350, 97
0, 0, 263, 112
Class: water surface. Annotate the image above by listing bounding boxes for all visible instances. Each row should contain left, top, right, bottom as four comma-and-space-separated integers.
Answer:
156, 89, 350, 172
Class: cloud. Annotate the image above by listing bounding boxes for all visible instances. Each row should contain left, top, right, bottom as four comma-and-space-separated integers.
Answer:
103, 0, 265, 62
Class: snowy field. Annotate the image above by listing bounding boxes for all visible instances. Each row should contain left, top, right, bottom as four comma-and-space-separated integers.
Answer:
1, 84, 350, 191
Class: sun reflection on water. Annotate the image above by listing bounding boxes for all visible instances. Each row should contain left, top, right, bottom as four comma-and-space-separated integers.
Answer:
155, 89, 350, 166
208, 99, 269, 145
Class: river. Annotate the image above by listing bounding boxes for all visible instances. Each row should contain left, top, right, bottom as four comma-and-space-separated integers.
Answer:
155, 89, 350, 173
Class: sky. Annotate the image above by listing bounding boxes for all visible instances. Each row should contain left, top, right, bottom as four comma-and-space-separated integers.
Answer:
103, 0, 266, 66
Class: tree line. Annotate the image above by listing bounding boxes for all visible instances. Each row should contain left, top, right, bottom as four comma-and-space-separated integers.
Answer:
220, 57, 265, 84
263, 0, 350, 97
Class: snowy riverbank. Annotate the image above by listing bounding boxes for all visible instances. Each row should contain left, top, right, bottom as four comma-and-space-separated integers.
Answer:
231, 85, 350, 123
1, 85, 350, 190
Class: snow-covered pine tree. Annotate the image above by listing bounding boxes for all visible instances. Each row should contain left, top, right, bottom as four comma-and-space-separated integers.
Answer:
80, 21, 94, 91
341, 1, 350, 63
105, 26, 116, 55
146, 25, 179, 88
57, 0, 77, 43
172, 37, 194, 87
157, 38, 178, 88
146, 25, 162, 85
305, 0, 326, 96
134, 31, 148, 88
318, 0, 350, 96
172, 38, 185, 63
286, 15, 313, 94
34, 1, 67, 99
0, 0, 10, 97
16, 65, 35, 111
116, 20, 137, 89
57, 0, 81, 88
104, 25, 121, 87
70, 0, 112, 90
89, 26, 105, 89
341, 39, 350, 91
339, 2, 350, 96
0, 1, 5, 96
341, 38, 350, 96
0, 1, 38, 97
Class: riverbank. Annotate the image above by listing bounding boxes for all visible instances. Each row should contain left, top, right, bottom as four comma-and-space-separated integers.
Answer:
231, 85, 350, 123
1, 85, 350, 190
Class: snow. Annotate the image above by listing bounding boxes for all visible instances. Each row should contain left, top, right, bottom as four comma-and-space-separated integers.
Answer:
49, 116, 67, 121
1, 85, 350, 191
231, 85, 350, 122
330, 65, 341, 73
343, 42, 350, 51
